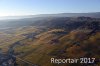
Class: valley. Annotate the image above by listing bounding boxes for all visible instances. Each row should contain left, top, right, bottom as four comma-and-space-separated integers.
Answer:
0, 15, 100, 66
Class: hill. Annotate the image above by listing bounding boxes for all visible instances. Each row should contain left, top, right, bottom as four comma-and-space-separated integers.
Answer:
0, 15, 100, 66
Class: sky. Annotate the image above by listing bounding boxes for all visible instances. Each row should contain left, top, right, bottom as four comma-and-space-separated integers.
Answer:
0, 0, 100, 16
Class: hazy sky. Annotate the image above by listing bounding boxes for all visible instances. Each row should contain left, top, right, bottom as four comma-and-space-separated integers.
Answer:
0, 0, 100, 16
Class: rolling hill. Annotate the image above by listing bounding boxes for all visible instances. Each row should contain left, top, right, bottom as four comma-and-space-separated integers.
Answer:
0, 13, 100, 66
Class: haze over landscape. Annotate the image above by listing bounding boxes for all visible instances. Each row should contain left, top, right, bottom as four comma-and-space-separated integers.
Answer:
0, 0, 100, 66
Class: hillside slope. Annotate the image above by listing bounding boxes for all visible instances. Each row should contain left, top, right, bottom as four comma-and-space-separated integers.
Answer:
0, 17, 100, 66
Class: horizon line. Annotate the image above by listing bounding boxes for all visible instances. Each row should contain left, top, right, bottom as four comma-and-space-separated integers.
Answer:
0, 12, 100, 17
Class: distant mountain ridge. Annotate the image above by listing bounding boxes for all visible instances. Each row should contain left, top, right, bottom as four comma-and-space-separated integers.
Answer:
0, 12, 100, 20
35, 12, 100, 18
0, 12, 100, 29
